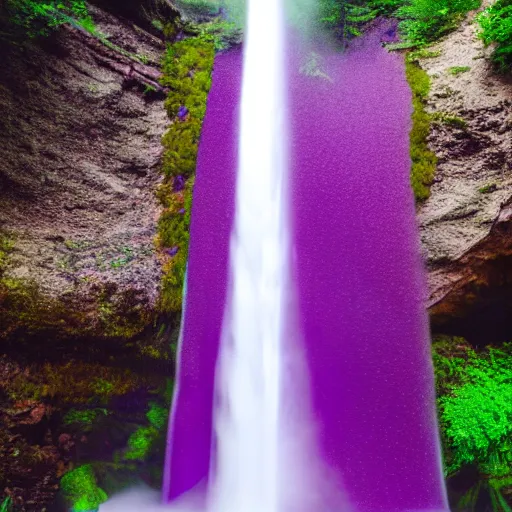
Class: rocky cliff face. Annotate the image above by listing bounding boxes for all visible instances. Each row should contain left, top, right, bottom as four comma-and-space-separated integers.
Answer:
0, 5, 169, 348
416, 2, 512, 344
0, 5, 177, 509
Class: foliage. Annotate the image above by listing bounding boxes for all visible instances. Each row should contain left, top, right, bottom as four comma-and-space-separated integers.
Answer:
478, 0, 512, 71
408, 48, 443, 59
479, 183, 498, 194
405, 60, 437, 201
157, 38, 214, 313
431, 111, 468, 128
448, 65, 471, 74
60, 464, 108, 511
319, 0, 381, 42
0, 498, 11, 512
5, 0, 94, 37
63, 408, 108, 427
433, 337, 512, 510
397, 0, 482, 46
123, 426, 159, 461
146, 402, 168, 430
436, 342, 512, 474
188, 18, 242, 51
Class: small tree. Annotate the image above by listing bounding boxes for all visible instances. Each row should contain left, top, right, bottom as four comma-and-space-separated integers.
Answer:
320, 0, 380, 45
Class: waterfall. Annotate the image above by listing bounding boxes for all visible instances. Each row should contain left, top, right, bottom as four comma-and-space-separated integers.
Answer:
207, 0, 288, 510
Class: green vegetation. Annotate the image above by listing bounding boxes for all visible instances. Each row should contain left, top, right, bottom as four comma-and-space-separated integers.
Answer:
123, 426, 159, 461
157, 37, 214, 313
0, 498, 11, 512
61, 465, 108, 511
188, 18, 242, 51
0, 234, 14, 273
63, 408, 108, 427
478, 0, 512, 72
397, 0, 482, 47
431, 111, 468, 128
448, 65, 471, 75
408, 48, 443, 59
320, 0, 381, 42
405, 59, 437, 201
433, 337, 512, 510
479, 183, 498, 194
4, 0, 94, 37
146, 402, 168, 430
320, 0, 481, 47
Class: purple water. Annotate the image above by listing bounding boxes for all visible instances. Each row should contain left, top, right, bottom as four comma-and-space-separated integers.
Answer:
164, 23, 448, 511
162, 51, 238, 503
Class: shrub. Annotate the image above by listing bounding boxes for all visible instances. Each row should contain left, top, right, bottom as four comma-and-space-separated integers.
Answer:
5, 0, 94, 37
398, 0, 482, 46
433, 338, 512, 510
478, 0, 512, 72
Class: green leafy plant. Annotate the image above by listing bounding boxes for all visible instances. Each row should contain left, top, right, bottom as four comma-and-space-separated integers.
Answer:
448, 65, 471, 74
0, 497, 12, 512
479, 183, 498, 194
478, 0, 512, 72
397, 0, 482, 47
123, 426, 159, 461
431, 111, 468, 128
433, 338, 512, 510
5, 0, 94, 37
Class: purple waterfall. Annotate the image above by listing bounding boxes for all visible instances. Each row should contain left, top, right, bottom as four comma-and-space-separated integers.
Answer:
163, 21, 449, 512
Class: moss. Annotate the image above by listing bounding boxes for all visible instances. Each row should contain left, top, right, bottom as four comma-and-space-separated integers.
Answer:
406, 60, 438, 202
157, 38, 214, 313
123, 426, 159, 461
146, 402, 167, 430
479, 183, 498, 194
448, 65, 471, 75
63, 408, 108, 427
160, 38, 214, 120
0, 274, 153, 342
60, 464, 108, 511
0, 234, 14, 274
431, 111, 468, 129
6, 360, 156, 405
407, 48, 442, 61
161, 120, 202, 178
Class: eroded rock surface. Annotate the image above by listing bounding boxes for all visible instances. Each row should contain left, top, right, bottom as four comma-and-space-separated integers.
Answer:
0, 5, 169, 343
415, 2, 512, 338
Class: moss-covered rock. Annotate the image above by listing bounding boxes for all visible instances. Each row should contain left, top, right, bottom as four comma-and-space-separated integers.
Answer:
0, 353, 171, 510
156, 37, 214, 314
405, 58, 438, 202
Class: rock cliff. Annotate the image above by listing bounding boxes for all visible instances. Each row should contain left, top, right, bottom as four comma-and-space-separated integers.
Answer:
415, 2, 512, 343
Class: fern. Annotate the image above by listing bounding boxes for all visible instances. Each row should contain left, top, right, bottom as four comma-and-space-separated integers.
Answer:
477, 0, 512, 71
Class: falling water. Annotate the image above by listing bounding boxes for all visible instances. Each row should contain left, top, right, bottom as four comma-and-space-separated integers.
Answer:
207, 0, 287, 510
101, 4, 449, 512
